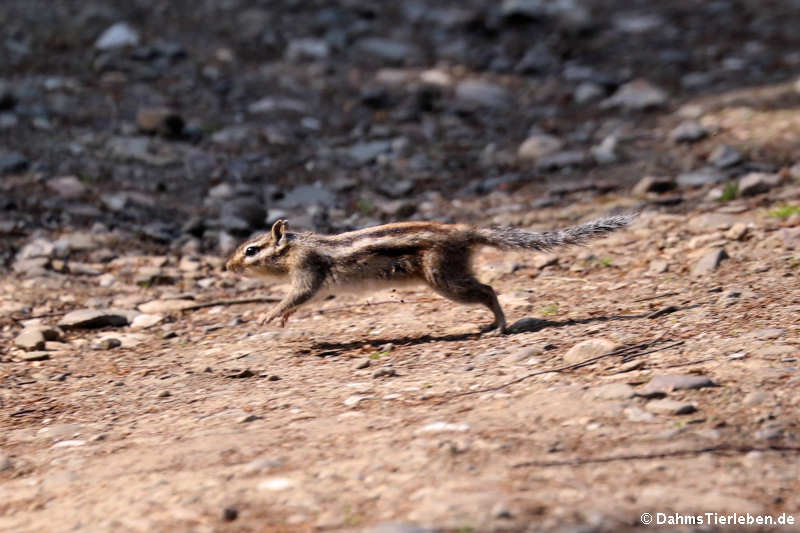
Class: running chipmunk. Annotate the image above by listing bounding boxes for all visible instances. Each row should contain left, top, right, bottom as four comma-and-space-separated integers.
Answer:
224, 214, 636, 335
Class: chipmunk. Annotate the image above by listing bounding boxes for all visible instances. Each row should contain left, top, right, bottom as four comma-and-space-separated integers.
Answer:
225, 214, 635, 335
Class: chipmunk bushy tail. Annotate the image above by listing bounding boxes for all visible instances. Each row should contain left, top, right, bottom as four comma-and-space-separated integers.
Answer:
476, 213, 637, 251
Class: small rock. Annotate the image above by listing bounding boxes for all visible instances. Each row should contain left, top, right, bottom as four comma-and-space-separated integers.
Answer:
624, 406, 655, 422
138, 299, 195, 313
691, 248, 729, 276
277, 185, 336, 207
517, 134, 564, 162
648, 259, 669, 274
563, 338, 618, 364
491, 502, 514, 519
354, 360, 371, 370
243, 458, 282, 473
725, 222, 749, 241
743, 391, 770, 406
238, 414, 262, 423
708, 144, 742, 168
536, 150, 591, 170
738, 172, 781, 197
130, 313, 164, 330
51, 439, 87, 448
756, 345, 797, 358
416, 422, 470, 434
373, 367, 397, 378
285, 38, 330, 62
344, 395, 370, 408
641, 374, 716, 394
591, 135, 618, 164
47, 175, 87, 199
340, 140, 393, 165
749, 328, 785, 340
754, 423, 785, 440
645, 399, 697, 415
354, 37, 417, 65
20, 351, 50, 362
258, 477, 293, 491
136, 107, 184, 137
677, 167, 726, 187
95, 22, 140, 50
670, 121, 708, 143
632, 176, 676, 195
573, 82, 605, 104
15, 328, 46, 351
90, 337, 121, 350
58, 309, 132, 329
591, 383, 635, 400
601, 79, 667, 110
533, 253, 558, 269
157, 390, 171, 398
0, 455, 12, 472
0, 151, 28, 174
454, 80, 512, 110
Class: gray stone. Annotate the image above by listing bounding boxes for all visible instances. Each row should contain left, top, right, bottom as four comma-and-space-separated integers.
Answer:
756, 345, 797, 358
247, 97, 309, 115
624, 406, 655, 422
15, 328, 46, 351
354, 38, 417, 64
738, 172, 781, 196
670, 121, 708, 143
20, 351, 50, 362
373, 367, 397, 378
90, 337, 122, 350
138, 299, 195, 313
708, 144, 742, 168
573, 82, 605, 104
376, 179, 414, 199
219, 198, 267, 231
95, 22, 140, 50
455, 80, 512, 110
58, 309, 132, 329
691, 248, 729, 276
0, 151, 28, 174
645, 399, 697, 415
591, 383, 635, 400
687, 213, 741, 232
211, 125, 252, 146
47, 175, 87, 199
648, 259, 669, 274
340, 140, 393, 164
632, 176, 676, 195
591, 136, 618, 164
601, 79, 667, 110
285, 38, 330, 62
641, 374, 716, 394
743, 391, 770, 406
517, 134, 564, 162
677, 167, 726, 187
563, 338, 618, 364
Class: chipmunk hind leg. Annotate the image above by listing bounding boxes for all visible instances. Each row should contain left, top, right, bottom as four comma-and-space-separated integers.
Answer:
422, 249, 507, 335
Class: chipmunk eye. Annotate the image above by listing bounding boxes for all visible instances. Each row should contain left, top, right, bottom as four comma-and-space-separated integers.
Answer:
244, 246, 260, 257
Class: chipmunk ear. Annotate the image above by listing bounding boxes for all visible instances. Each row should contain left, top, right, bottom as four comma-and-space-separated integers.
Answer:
271, 219, 288, 243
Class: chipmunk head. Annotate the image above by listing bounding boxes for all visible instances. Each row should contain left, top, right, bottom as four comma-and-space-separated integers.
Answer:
225, 219, 293, 276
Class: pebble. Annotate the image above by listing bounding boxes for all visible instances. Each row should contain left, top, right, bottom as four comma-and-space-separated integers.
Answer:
373, 367, 397, 378
15, 328, 46, 351
738, 172, 781, 196
0, 454, 12, 472
157, 390, 172, 398
95, 22, 140, 50
591, 383, 635, 400
20, 351, 50, 362
573, 82, 605, 104
601, 79, 667, 110
563, 338, 618, 364
58, 309, 132, 329
517, 134, 564, 162
238, 414, 262, 424
624, 406, 655, 422
136, 107, 184, 137
743, 391, 770, 406
47, 175, 87, 199
590, 135, 618, 164
243, 458, 282, 474
670, 121, 708, 143
645, 399, 697, 415
130, 313, 164, 330
708, 144, 742, 168
138, 299, 196, 313
90, 337, 121, 350
641, 374, 716, 394
691, 248, 729, 276
285, 38, 330, 62
648, 259, 669, 274
725, 222, 749, 241
756, 345, 797, 358
51, 439, 87, 448
454, 80, 512, 110
677, 167, 725, 187
344, 395, 370, 408
416, 422, 470, 434
222, 506, 239, 521
341, 140, 393, 164
354, 37, 417, 64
